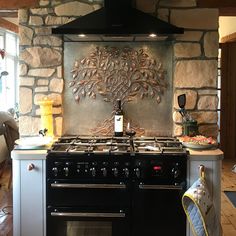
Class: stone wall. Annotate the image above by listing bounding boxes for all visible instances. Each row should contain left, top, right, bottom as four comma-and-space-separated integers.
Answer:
18, 0, 219, 138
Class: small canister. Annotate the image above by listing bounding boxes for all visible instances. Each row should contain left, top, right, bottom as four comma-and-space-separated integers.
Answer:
182, 120, 198, 137
37, 97, 54, 137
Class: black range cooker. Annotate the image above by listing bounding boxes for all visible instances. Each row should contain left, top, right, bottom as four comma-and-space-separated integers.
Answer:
46, 136, 187, 236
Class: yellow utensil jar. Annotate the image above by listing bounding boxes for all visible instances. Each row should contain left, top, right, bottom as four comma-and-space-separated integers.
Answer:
37, 97, 54, 137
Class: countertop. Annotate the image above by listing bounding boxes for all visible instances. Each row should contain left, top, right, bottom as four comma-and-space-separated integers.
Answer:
188, 148, 224, 161
11, 148, 48, 160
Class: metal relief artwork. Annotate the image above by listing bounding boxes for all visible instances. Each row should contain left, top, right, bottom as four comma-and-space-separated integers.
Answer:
69, 46, 168, 135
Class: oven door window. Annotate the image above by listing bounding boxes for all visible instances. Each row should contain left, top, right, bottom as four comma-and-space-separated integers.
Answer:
47, 207, 130, 236
64, 221, 111, 236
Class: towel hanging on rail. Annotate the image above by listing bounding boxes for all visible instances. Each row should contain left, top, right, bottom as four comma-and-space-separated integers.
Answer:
182, 165, 222, 236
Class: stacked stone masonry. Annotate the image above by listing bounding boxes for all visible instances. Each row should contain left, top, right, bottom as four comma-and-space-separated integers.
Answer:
19, 0, 219, 138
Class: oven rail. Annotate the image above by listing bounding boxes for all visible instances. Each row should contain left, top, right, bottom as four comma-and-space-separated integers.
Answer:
51, 212, 126, 218
51, 183, 127, 189
138, 183, 183, 190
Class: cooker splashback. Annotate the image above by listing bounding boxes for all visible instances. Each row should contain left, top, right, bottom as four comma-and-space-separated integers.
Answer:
63, 42, 173, 136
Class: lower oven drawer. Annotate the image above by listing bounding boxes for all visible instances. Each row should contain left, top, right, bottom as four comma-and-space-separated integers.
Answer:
47, 180, 130, 207
47, 206, 130, 236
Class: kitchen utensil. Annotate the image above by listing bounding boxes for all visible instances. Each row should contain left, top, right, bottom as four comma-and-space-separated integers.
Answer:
177, 94, 187, 118
178, 94, 186, 109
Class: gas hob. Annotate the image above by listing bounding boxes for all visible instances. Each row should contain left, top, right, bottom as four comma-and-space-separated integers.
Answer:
48, 136, 187, 155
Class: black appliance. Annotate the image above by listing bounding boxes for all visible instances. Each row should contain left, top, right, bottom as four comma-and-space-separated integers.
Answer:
46, 136, 187, 236
52, 0, 184, 41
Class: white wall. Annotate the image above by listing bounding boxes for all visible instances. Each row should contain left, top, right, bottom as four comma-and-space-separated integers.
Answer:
219, 16, 236, 41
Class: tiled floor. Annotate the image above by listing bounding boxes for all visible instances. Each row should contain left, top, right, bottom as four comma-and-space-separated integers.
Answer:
0, 163, 12, 236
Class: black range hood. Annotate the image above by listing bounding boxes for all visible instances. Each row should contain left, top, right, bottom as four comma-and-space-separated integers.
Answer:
52, 0, 184, 41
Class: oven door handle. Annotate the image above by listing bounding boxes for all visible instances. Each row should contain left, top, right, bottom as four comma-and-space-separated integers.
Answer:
51, 183, 126, 189
51, 212, 126, 218
138, 184, 183, 190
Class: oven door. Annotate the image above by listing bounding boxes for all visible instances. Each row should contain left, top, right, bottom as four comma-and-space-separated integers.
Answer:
46, 180, 131, 236
132, 182, 186, 236
47, 206, 130, 236
47, 180, 130, 207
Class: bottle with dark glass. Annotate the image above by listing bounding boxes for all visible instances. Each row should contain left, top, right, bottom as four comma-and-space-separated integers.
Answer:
114, 99, 123, 137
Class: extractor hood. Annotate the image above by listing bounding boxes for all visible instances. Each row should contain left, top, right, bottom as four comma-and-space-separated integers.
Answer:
52, 0, 184, 42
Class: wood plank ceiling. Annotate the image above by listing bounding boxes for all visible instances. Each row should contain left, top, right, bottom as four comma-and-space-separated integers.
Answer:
0, 0, 39, 33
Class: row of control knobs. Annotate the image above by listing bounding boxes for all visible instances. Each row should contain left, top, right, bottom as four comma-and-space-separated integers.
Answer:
51, 166, 141, 178
50, 162, 181, 179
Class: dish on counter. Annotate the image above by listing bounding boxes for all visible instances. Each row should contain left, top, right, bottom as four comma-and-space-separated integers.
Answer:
15, 136, 53, 147
179, 135, 217, 150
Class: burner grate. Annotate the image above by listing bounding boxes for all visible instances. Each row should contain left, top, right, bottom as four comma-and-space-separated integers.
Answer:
48, 136, 186, 155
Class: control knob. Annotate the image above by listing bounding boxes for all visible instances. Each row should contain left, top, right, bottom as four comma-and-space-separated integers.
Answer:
123, 168, 129, 178
112, 168, 119, 177
63, 167, 69, 177
101, 167, 107, 177
134, 168, 141, 178
172, 165, 181, 179
90, 167, 96, 177
52, 167, 58, 177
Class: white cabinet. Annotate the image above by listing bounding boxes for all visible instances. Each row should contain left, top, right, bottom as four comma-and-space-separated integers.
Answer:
186, 149, 223, 236
12, 150, 46, 236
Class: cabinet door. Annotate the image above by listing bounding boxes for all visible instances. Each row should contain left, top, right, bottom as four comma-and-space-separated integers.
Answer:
20, 160, 46, 236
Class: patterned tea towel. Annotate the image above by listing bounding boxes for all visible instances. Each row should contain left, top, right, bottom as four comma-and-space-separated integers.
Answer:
182, 166, 222, 236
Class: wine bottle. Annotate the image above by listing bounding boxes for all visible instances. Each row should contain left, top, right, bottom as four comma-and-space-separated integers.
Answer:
114, 99, 123, 137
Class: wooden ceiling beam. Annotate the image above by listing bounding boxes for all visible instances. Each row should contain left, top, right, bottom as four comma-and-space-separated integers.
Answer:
221, 32, 236, 43
0, 17, 18, 33
0, 0, 39, 9
0, 10, 18, 18
198, 0, 236, 8
219, 7, 236, 16
198, 0, 236, 16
